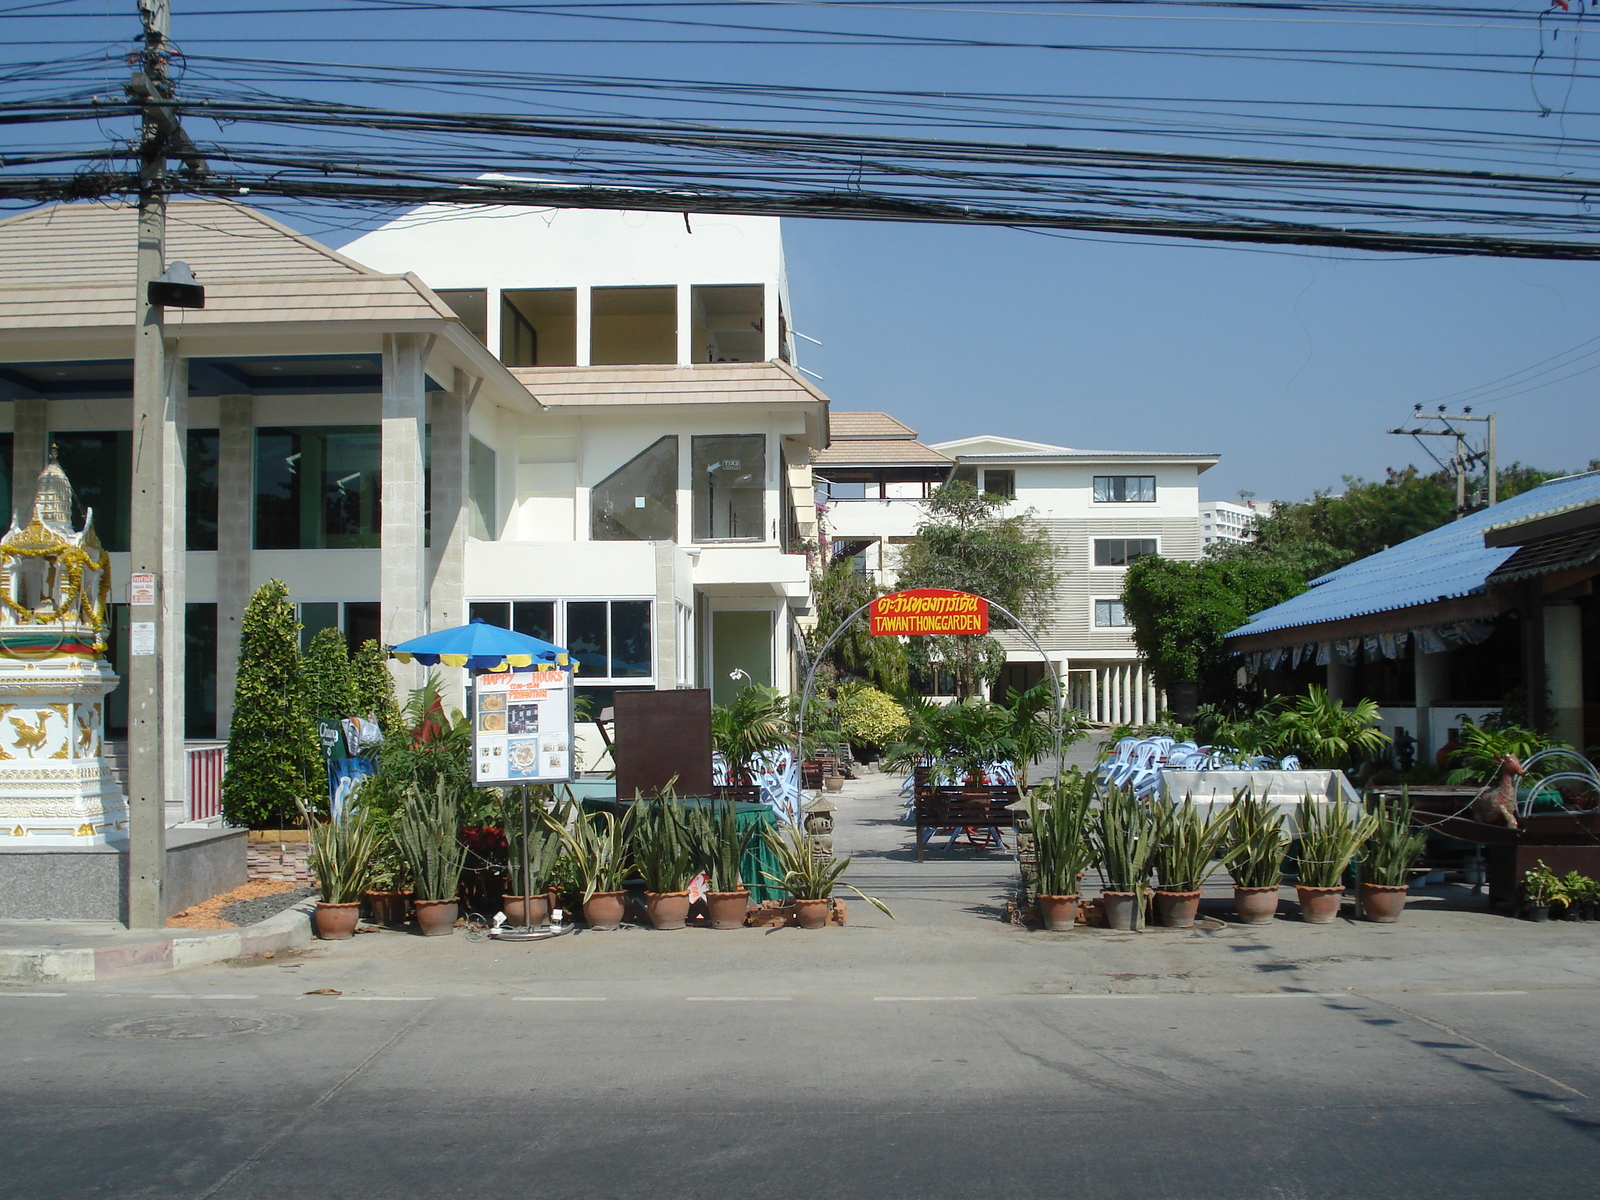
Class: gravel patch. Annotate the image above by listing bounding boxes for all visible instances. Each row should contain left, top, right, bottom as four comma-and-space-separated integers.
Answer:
221, 885, 318, 928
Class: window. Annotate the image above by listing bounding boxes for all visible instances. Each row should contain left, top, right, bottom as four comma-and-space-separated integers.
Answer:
1094, 599, 1130, 627
1093, 475, 1156, 503
187, 429, 219, 550
566, 599, 652, 679
591, 286, 676, 366
691, 284, 764, 362
435, 289, 488, 346
468, 437, 496, 539
54, 432, 132, 551
1093, 538, 1158, 566
297, 601, 381, 654
469, 600, 555, 644
185, 603, 218, 739
501, 288, 577, 367
982, 469, 1015, 500
255, 426, 384, 549
591, 436, 678, 542
0, 434, 12, 518
693, 434, 765, 542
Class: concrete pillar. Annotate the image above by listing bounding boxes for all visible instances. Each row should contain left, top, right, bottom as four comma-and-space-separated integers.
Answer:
158, 357, 188, 803
1521, 584, 1548, 733
676, 283, 693, 366
654, 540, 677, 687
763, 281, 780, 362
1545, 604, 1584, 747
427, 371, 475, 714
382, 334, 430, 696
1087, 667, 1098, 723
213, 396, 253, 736
575, 285, 592, 367
10, 395, 48, 525
1133, 664, 1146, 726
1326, 655, 1356, 704
1414, 647, 1451, 761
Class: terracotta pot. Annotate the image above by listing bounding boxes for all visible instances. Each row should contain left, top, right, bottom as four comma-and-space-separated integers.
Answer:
313, 900, 360, 940
706, 890, 751, 930
1101, 890, 1140, 931
1037, 894, 1080, 931
645, 891, 692, 930
823, 774, 844, 793
1296, 885, 1345, 925
502, 894, 550, 927
1154, 889, 1202, 929
1233, 885, 1279, 925
1359, 882, 1409, 924
583, 890, 626, 930
363, 889, 410, 927
413, 897, 459, 937
793, 897, 830, 930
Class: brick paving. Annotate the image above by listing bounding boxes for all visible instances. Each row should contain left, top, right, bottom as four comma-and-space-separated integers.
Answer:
247, 842, 315, 883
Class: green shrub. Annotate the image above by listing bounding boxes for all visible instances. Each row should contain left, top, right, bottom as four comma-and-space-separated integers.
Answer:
838, 686, 910, 752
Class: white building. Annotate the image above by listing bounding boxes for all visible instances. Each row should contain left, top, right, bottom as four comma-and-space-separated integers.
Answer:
817, 422, 1219, 725
0, 198, 828, 792
1199, 498, 1274, 547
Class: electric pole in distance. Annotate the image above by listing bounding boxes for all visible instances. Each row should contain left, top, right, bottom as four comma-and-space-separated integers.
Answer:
127, 0, 206, 928
1387, 404, 1498, 518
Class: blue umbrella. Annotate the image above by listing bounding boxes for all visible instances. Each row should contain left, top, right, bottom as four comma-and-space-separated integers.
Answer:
389, 618, 571, 672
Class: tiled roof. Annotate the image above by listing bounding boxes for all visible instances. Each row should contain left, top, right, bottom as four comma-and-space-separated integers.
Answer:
1226, 470, 1600, 640
508, 360, 828, 408
812, 438, 952, 467
1487, 526, 1600, 584
829, 411, 918, 440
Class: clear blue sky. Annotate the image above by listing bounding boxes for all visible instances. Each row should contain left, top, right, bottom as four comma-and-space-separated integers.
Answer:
5, 0, 1599, 501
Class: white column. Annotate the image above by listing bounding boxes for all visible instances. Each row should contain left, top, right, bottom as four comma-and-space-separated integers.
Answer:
1088, 667, 1099, 723
1133, 664, 1146, 726
1111, 666, 1123, 725
676, 283, 693, 366
1414, 647, 1451, 761
382, 334, 429, 695
428, 371, 475, 714
1546, 604, 1584, 748
1146, 671, 1158, 723
485, 286, 503, 362
575, 284, 592, 367
763, 281, 780, 361
654, 541, 677, 687
213, 395, 253, 736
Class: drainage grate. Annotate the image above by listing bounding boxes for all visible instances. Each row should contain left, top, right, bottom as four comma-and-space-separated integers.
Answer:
93, 1013, 297, 1040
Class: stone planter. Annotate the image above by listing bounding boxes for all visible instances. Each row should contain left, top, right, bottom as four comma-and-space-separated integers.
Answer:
1037, 894, 1080, 931
645, 891, 691, 930
413, 897, 459, 937
313, 900, 361, 940
1233, 885, 1279, 925
1359, 882, 1409, 924
1296, 885, 1345, 925
1154, 889, 1202, 928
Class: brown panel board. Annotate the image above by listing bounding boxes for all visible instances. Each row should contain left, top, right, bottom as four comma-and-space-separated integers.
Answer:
613, 689, 714, 800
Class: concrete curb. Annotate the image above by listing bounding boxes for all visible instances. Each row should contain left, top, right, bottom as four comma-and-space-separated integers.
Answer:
0, 900, 314, 984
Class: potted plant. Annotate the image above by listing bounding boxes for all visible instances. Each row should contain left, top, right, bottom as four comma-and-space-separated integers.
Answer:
363, 838, 411, 928
1520, 861, 1558, 922
1151, 796, 1231, 928
631, 791, 695, 930
1291, 795, 1378, 924
1092, 785, 1156, 931
1360, 791, 1427, 922
712, 685, 792, 789
502, 787, 563, 928
394, 780, 467, 936
553, 806, 636, 930
1226, 787, 1289, 924
688, 799, 756, 929
1557, 871, 1592, 921
1025, 776, 1093, 931
300, 798, 380, 940
763, 823, 894, 929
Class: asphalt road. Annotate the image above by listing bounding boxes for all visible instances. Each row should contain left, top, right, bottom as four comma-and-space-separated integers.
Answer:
2, 983, 1597, 1198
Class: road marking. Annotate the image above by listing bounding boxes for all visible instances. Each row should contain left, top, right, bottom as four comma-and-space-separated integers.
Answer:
147, 993, 259, 1000
339, 996, 434, 1002
873, 996, 979, 1002
0, 991, 68, 998
1228, 992, 1348, 999
1426, 990, 1529, 997
512, 996, 607, 1002
686, 996, 792, 1002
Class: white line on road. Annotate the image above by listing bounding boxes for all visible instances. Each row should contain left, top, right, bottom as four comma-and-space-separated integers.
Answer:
512, 996, 607, 1002
1048, 994, 1164, 1000
873, 996, 979, 1002
686, 996, 792, 1002
0, 991, 68, 998
147, 994, 259, 1000
339, 996, 435, 1002
1228, 992, 1349, 999
1425, 990, 1529, 997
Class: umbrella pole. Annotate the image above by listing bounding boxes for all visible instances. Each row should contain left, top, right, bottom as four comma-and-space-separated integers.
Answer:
520, 783, 533, 932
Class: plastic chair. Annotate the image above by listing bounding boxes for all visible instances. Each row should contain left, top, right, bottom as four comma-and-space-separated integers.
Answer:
1278, 755, 1301, 771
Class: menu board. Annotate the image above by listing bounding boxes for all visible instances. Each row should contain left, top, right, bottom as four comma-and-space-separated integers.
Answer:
473, 666, 574, 786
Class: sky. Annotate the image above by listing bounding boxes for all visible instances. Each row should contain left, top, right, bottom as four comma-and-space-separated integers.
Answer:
5, 0, 1600, 503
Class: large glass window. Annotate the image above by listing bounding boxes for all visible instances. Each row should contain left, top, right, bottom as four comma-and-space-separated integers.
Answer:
469, 600, 555, 643
255, 426, 383, 549
693, 434, 765, 542
185, 603, 218, 739
501, 289, 576, 367
435, 289, 488, 346
982, 469, 1015, 500
591, 436, 678, 542
1093, 475, 1156, 503
468, 436, 496, 539
1094, 599, 1130, 627
690, 284, 764, 363
297, 601, 381, 655
591, 286, 676, 366
566, 600, 651, 679
1093, 538, 1158, 566
54, 431, 132, 551
188, 429, 219, 551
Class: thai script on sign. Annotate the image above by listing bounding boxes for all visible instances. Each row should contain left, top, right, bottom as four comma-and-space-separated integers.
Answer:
868, 589, 989, 636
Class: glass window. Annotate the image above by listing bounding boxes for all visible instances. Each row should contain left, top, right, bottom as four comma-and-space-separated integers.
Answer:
435, 289, 488, 346
611, 600, 652, 678
591, 436, 678, 542
344, 602, 381, 654
298, 602, 340, 652
0, 434, 12, 517
1093, 475, 1156, 503
690, 284, 764, 363
591, 286, 676, 366
187, 428, 219, 551
693, 434, 765, 542
501, 289, 576, 367
468, 436, 496, 539
951, 466, 978, 488
255, 426, 383, 549
185, 603, 217, 739
469, 600, 554, 643
1094, 599, 1130, 627
566, 601, 609, 678
1093, 538, 1158, 566
561, 600, 652, 680
54, 431, 132, 551
982, 469, 1015, 500
469, 601, 510, 629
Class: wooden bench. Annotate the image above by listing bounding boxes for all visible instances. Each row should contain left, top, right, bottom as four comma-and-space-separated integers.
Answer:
912, 786, 1019, 861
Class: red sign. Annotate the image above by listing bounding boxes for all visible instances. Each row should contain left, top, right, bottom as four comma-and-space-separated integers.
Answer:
868, 589, 989, 636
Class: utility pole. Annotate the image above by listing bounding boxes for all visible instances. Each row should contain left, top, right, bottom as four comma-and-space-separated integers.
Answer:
126, 0, 205, 928
1386, 405, 1498, 519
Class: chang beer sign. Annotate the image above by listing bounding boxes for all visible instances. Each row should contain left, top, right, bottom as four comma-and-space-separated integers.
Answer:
868, 589, 989, 636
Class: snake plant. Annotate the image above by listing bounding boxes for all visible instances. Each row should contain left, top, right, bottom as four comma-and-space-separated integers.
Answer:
1362, 790, 1427, 887
1027, 775, 1094, 897
1092, 784, 1156, 894
550, 806, 637, 901
630, 789, 695, 894
686, 799, 755, 893
501, 786, 564, 899
1225, 786, 1290, 889
761, 823, 894, 917
1151, 795, 1232, 893
299, 797, 381, 905
1295, 795, 1378, 889
394, 779, 467, 902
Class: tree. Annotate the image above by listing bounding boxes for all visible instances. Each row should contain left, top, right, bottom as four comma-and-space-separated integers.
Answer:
350, 638, 403, 733
302, 627, 360, 722
1121, 556, 1306, 703
895, 481, 1059, 697
806, 557, 909, 695
221, 580, 322, 828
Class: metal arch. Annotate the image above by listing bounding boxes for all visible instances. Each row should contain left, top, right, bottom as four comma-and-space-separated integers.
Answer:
795, 593, 1066, 780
